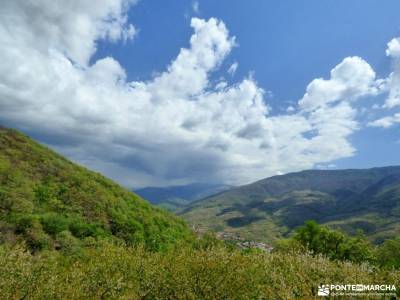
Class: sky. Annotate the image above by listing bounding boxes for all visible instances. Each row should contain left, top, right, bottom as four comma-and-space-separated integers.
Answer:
1, 0, 400, 188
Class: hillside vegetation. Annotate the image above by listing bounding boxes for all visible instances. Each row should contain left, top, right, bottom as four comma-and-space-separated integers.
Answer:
0, 127, 399, 298
1, 242, 399, 299
181, 167, 400, 244
0, 127, 192, 252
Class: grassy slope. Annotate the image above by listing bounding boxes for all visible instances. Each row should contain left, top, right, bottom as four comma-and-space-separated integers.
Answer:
181, 168, 400, 244
0, 127, 192, 251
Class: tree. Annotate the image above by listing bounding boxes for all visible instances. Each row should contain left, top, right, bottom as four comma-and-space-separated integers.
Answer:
292, 220, 374, 263
376, 238, 400, 269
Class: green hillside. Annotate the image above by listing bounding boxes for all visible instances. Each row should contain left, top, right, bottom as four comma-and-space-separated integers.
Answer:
0, 127, 192, 252
181, 168, 400, 244
0, 127, 399, 298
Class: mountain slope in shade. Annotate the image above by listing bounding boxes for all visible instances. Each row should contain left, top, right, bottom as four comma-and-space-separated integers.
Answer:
0, 126, 192, 251
135, 183, 232, 211
180, 167, 400, 244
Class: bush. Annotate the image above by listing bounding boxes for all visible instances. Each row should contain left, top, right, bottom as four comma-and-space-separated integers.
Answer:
34, 184, 55, 204
55, 230, 81, 255
286, 220, 375, 263
40, 213, 69, 235
376, 238, 400, 269
69, 218, 105, 239
25, 228, 52, 251
14, 214, 40, 234
274, 237, 305, 253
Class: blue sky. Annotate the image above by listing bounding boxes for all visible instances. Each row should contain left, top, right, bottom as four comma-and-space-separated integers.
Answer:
94, 0, 400, 170
1, 0, 400, 187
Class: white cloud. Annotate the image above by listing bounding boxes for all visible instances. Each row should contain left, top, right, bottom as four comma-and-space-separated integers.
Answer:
386, 38, 400, 58
0, 1, 389, 188
369, 37, 400, 127
299, 57, 379, 111
286, 106, 295, 113
227, 62, 238, 76
0, 0, 136, 66
369, 113, 400, 128
383, 38, 400, 109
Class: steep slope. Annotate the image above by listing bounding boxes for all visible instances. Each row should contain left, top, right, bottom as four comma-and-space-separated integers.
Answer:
181, 167, 400, 244
135, 183, 232, 211
0, 127, 192, 251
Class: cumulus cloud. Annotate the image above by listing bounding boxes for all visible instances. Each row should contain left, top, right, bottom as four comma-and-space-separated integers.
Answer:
299, 57, 380, 111
0, 0, 136, 66
383, 38, 400, 109
386, 38, 400, 58
369, 37, 400, 128
0, 1, 391, 188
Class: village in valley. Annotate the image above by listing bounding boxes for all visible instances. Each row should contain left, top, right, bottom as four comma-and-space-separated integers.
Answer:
216, 231, 274, 252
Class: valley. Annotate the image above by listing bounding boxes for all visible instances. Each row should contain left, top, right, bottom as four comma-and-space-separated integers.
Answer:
180, 167, 400, 244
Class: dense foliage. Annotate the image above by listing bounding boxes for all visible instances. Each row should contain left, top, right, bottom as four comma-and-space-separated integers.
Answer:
0, 242, 399, 299
376, 237, 400, 269
0, 127, 192, 252
276, 220, 400, 269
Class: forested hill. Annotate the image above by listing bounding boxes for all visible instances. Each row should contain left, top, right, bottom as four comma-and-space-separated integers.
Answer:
0, 126, 192, 252
181, 167, 400, 244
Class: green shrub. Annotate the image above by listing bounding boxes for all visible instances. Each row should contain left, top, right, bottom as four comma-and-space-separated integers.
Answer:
25, 228, 52, 251
274, 237, 305, 253
14, 214, 39, 234
55, 230, 81, 255
34, 184, 55, 204
337, 235, 375, 263
40, 213, 69, 235
68, 218, 105, 239
376, 238, 400, 269
287, 220, 375, 263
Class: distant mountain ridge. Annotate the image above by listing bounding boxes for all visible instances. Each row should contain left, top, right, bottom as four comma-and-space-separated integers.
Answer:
181, 167, 400, 244
135, 183, 231, 211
